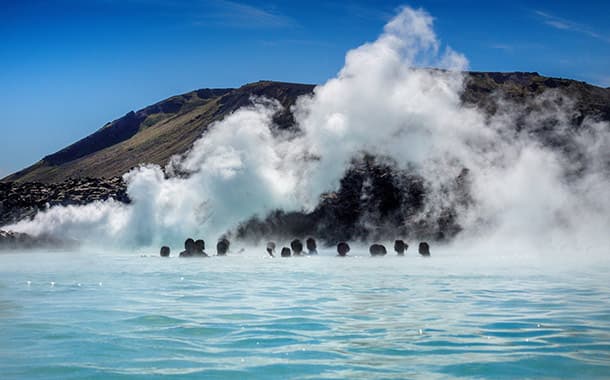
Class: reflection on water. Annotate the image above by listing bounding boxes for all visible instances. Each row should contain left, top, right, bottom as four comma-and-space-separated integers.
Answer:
1, 250, 609, 379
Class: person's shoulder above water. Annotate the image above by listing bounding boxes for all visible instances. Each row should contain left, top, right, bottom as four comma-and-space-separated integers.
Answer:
179, 238, 196, 257
193, 239, 208, 257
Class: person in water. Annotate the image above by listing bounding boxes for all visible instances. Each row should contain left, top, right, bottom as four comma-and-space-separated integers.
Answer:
418, 242, 431, 257
281, 247, 292, 257
216, 238, 230, 256
306, 237, 318, 255
369, 244, 387, 256
394, 240, 408, 255
194, 239, 208, 257
290, 239, 304, 256
179, 238, 196, 257
266, 242, 276, 257
160, 246, 170, 257
337, 242, 350, 256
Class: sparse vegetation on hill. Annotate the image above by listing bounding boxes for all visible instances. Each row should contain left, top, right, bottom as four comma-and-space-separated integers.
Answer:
3, 74, 608, 184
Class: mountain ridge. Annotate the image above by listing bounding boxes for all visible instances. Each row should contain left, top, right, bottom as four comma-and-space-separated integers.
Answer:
3, 72, 609, 183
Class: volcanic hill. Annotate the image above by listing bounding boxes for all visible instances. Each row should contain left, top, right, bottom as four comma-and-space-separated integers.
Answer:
1, 72, 609, 243
4, 72, 609, 183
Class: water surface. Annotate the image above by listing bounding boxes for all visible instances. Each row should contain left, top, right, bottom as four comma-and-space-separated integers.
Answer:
1, 249, 609, 379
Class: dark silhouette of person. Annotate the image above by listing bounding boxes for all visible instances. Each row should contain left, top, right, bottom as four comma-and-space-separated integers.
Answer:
160, 246, 170, 257
216, 238, 230, 256
394, 240, 408, 255
266, 241, 276, 257
179, 238, 196, 257
194, 239, 208, 257
290, 239, 304, 256
281, 247, 291, 257
369, 244, 387, 256
306, 237, 318, 255
337, 242, 350, 256
418, 242, 431, 256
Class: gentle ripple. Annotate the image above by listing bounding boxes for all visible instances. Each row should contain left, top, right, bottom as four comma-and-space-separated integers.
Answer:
1, 250, 609, 379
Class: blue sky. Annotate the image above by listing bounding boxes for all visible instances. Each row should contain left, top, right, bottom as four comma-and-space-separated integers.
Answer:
1, 0, 609, 177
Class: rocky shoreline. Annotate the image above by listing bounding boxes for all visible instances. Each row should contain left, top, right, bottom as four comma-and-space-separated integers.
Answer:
0, 177, 129, 228
0, 162, 470, 249
0, 229, 72, 250
234, 156, 470, 245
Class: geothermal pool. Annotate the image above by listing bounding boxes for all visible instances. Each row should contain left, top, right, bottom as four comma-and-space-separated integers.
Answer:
1, 249, 609, 379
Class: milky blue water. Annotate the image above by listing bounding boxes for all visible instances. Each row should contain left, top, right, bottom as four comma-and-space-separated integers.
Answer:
1, 249, 609, 379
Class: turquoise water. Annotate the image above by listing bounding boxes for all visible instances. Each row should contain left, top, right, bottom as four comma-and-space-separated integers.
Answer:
1, 250, 609, 379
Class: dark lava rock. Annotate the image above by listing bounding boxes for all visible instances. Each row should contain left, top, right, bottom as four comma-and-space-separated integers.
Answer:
234, 155, 470, 245
0, 230, 71, 250
0, 177, 129, 227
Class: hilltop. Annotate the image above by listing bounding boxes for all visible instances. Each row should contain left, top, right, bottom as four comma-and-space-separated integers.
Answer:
4, 72, 609, 183
4, 82, 315, 183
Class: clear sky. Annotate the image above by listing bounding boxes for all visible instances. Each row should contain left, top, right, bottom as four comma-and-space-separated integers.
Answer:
1, 0, 609, 177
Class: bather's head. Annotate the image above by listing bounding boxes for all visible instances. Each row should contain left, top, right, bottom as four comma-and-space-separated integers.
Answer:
195, 239, 205, 253
306, 237, 317, 252
394, 240, 407, 255
266, 241, 276, 254
160, 246, 170, 257
369, 244, 387, 256
290, 239, 303, 255
281, 247, 291, 257
418, 242, 430, 256
184, 238, 195, 252
217, 238, 229, 255
337, 242, 350, 256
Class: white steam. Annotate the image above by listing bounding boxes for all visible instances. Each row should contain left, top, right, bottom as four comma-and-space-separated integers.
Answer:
6, 6, 610, 256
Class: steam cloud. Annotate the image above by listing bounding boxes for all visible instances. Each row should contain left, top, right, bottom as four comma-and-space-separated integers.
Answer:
7, 7, 610, 256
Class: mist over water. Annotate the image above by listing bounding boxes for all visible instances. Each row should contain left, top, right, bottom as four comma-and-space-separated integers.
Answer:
6, 7, 610, 257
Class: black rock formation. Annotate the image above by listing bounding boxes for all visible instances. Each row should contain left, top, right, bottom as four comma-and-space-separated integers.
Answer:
0, 177, 128, 227
234, 155, 470, 245
0, 230, 71, 250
